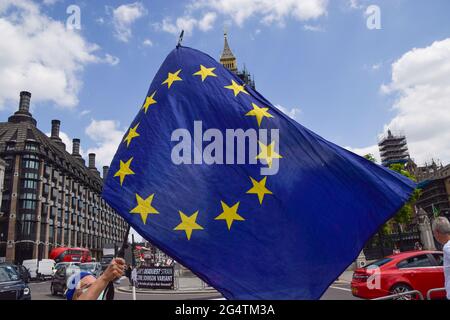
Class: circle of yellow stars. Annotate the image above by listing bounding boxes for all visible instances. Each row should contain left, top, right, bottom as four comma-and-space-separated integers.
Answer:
113, 63, 282, 240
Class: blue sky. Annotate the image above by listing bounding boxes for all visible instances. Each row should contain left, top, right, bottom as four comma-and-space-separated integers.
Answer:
1, 0, 450, 168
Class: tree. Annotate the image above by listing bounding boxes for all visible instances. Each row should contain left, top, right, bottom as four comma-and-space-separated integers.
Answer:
364, 154, 377, 163
387, 164, 421, 232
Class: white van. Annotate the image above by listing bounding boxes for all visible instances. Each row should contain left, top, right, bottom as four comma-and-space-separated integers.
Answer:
23, 259, 39, 279
23, 259, 55, 280
38, 259, 55, 280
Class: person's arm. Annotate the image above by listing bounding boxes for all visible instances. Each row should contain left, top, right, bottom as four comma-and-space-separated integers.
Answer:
77, 258, 125, 301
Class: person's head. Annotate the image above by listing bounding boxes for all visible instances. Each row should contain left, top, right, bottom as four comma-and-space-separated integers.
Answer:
66, 272, 99, 300
432, 216, 450, 245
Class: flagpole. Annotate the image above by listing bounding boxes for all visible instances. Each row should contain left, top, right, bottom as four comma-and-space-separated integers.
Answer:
131, 233, 137, 301
104, 225, 131, 300
177, 30, 184, 48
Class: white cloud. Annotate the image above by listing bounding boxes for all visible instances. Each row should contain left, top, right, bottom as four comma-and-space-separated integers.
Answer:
159, 0, 327, 36
189, 0, 328, 26
142, 39, 153, 47
381, 38, 450, 165
0, 0, 117, 110
42, 0, 61, 5
303, 24, 324, 32
85, 119, 125, 168
198, 12, 217, 31
160, 12, 217, 36
112, 2, 147, 42
348, 0, 363, 10
102, 54, 120, 66
353, 38, 450, 166
275, 104, 302, 123
371, 63, 381, 71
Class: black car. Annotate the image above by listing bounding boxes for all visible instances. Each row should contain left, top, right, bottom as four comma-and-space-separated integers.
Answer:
5, 264, 31, 283
50, 264, 80, 296
0, 264, 31, 300
100, 255, 114, 271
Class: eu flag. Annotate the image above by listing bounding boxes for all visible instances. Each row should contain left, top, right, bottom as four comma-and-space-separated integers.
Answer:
102, 46, 415, 300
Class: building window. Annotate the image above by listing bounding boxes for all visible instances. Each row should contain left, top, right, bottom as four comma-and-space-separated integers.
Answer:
22, 179, 38, 190
19, 193, 37, 210
25, 143, 38, 151
22, 159, 39, 170
16, 221, 37, 241
24, 172, 39, 180
5, 143, 16, 151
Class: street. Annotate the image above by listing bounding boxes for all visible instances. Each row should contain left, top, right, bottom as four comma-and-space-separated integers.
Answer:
27, 279, 360, 301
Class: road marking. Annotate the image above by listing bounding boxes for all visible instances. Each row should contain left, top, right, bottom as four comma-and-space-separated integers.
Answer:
329, 286, 352, 292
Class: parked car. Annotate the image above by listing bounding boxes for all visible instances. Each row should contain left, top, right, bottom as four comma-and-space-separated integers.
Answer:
0, 264, 31, 300
52, 262, 80, 276
50, 264, 81, 296
351, 250, 445, 300
80, 262, 102, 278
100, 255, 114, 271
0, 263, 30, 283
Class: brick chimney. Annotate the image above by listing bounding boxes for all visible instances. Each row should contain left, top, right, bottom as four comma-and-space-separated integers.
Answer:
72, 139, 81, 156
103, 166, 109, 180
18, 91, 31, 114
8, 91, 37, 125
88, 153, 96, 170
50, 119, 66, 150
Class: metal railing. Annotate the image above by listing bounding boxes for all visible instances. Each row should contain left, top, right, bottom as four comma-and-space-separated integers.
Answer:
372, 290, 424, 300
427, 288, 446, 300
371, 287, 447, 301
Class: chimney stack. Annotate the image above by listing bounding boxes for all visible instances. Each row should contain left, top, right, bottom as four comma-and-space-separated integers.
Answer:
51, 120, 61, 141
19, 91, 32, 114
103, 166, 109, 180
88, 153, 96, 170
8, 91, 37, 125
72, 139, 81, 156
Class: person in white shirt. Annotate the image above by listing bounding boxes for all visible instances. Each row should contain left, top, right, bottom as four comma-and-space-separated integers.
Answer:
131, 267, 138, 288
432, 216, 450, 300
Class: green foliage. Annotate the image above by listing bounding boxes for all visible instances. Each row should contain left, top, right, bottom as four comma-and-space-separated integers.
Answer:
364, 154, 377, 163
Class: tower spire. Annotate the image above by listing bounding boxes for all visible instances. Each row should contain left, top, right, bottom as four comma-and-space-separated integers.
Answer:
220, 29, 237, 73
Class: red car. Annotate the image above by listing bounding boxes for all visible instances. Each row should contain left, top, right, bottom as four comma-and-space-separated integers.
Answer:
351, 250, 445, 300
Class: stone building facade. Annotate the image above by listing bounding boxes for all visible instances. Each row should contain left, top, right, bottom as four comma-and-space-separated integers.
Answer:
0, 92, 128, 263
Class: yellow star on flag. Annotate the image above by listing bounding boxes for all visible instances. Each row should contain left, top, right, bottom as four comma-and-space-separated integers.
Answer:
114, 157, 135, 186
215, 201, 245, 230
130, 194, 159, 224
224, 80, 249, 97
247, 177, 273, 205
193, 65, 217, 82
123, 123, 140, 147
246, 103, 273, 127
162, 69, 182, 89
142, 91, 157, 113
256, 141, 283, 168
174, 211, 204, 240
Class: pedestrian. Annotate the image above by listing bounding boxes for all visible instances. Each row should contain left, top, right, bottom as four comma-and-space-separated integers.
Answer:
131, 266, 138, 288
125, 264, 132, 284
393, 244, 400, 255
432, 217, 450, 300
414, 242, 423, 251
66, 258, 125, 300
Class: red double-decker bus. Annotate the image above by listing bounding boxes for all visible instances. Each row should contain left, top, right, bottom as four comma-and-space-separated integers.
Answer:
49, 248, 93, 263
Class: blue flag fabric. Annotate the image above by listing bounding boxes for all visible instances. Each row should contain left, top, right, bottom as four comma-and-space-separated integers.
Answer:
102, 46, 415, 300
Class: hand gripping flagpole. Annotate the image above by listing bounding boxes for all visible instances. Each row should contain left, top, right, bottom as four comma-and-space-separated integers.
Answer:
104, 225, 131, 300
